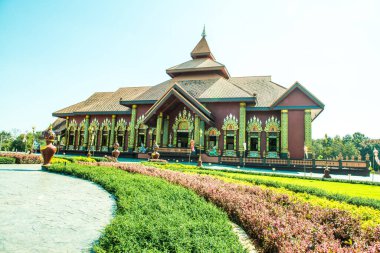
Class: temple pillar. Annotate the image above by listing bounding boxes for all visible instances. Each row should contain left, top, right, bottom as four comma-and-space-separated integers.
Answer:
128, 105, 137, 151
200, 120, 205, 151
281, 110, 288, 158
109, 115, 116, 148
239, 102, 246, 156
83, 115, 90, 148
194, 115, 200, 148
65, 116, 69, 148
156, 112, 163, 146
163, 115, 169, 147
304, 109, 312, 156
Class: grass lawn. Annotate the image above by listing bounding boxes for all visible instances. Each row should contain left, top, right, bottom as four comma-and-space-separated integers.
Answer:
48, 163, 246, 253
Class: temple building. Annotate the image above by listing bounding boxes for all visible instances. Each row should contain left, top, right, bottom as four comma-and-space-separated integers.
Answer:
52, 30, 324, 160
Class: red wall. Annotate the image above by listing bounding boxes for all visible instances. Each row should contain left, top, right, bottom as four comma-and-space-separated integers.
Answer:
204, 102, 240, 150
277, 88, 318, 107
288, 110, 305, 159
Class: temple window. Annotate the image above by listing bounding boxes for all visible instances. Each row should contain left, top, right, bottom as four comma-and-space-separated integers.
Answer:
205, 128, 221, 156
246, 116, 263, 158
264, 116, 280, 158
101, 128, 109, 147
115, 118, 127, 151
222, 114, 239, 157
100, 119, 111, 151
79, 127, 85, 147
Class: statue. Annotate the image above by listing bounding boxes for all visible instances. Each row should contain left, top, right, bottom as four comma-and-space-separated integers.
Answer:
323, 164, 331, 178
151, 141, 160, 159
112, 142, 121, 160
168, 133, 173, 147
41, 125, 57, 167
138, 143, 147, 153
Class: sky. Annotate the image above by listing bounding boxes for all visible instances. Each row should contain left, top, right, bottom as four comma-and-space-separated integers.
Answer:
0, 0, 379, 139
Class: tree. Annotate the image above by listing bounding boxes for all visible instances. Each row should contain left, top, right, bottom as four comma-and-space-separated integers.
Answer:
0, 131, 14, 151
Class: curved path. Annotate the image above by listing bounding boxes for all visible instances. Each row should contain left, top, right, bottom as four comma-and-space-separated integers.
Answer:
0, 164, 115, 253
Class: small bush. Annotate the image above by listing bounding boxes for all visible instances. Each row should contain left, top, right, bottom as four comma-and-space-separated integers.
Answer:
0, 157, 16, 164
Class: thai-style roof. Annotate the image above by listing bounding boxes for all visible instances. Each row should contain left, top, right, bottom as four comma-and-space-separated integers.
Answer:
53, 29, 324, 121
51, 118, 66, 134
53, 87, 150, 117
191, 36, 214, 60
166, 32, 229, 78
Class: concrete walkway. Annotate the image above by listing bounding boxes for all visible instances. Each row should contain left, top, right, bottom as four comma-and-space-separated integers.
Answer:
0, 164, 115, 253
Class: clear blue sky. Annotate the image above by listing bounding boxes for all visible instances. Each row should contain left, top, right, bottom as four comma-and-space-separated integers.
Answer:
1, 0, 379, 138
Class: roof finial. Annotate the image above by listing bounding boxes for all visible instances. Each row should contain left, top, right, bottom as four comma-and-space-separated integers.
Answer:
201, 25, 206, 38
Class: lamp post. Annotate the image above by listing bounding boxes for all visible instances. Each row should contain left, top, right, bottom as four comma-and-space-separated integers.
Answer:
197, 129, 203, 167
374, 148, 378, 172
31, 126, 35, 153
56, 134, 61, 154
243, 142, 246, 167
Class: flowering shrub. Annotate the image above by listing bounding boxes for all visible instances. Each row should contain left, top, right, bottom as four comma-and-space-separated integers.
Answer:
0, 152, 42, 164
82, 162, 380, 252
51, 157, 72, 164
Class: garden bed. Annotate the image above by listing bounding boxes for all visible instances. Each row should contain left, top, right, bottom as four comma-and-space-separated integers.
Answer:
76, 162, 380, 252
48, 163, 245, 252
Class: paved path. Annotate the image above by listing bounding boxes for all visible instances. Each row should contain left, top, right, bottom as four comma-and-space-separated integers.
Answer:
0, 164, 115, 253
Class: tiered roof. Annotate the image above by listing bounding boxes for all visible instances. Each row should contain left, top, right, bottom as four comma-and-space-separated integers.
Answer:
53, 29, 324, 120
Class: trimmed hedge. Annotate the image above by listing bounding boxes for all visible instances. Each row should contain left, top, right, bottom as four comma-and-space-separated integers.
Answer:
0, 157, 16, 164
145, 162, 380, 211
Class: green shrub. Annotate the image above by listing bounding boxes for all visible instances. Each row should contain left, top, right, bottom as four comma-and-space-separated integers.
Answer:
0, 157, 16, 164
48, 163, 245, 252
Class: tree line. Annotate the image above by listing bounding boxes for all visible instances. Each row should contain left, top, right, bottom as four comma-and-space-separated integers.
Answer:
0, 130, 45, 153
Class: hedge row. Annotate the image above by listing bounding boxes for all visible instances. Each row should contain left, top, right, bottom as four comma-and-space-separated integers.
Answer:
145, 162, 380, 211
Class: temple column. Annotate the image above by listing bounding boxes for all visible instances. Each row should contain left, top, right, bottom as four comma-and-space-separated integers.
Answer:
65, 116, 69, 148
194, 115, 200, 148
239, 102, 246, 156
128, 105, 137, 151
109, 115, 116, 149
304, 109, 312, 156
162, 115, 169, 147
281, 110, 288, 158
83, 115, 90, 148
200, 120, 205, 151
156, 112, 163, 146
